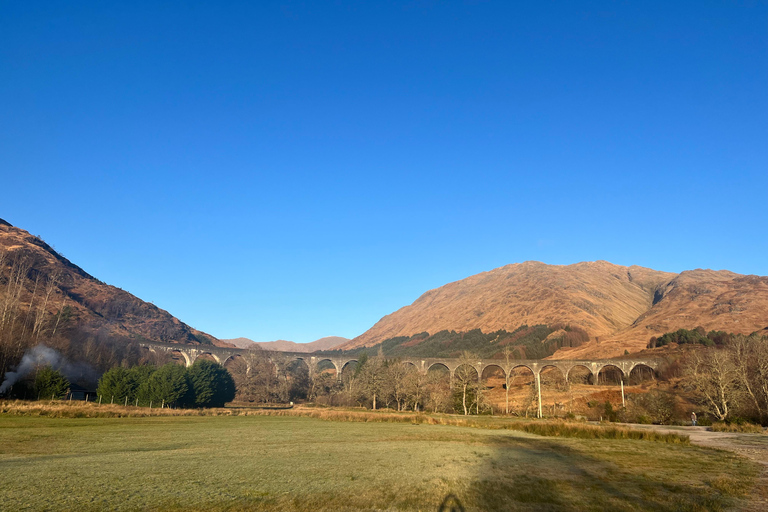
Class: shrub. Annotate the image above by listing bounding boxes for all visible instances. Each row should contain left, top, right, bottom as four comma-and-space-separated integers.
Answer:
34, 366, 69, 399
97, 366, 156, 405
139, 363, 191, 407
711, 422, 764, 434
187, 360, 236, 408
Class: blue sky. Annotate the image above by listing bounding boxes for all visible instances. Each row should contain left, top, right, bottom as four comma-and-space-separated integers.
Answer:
2, 1, 766, 343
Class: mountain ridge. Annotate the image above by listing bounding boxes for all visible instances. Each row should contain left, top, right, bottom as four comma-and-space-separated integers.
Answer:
222, 336, 349, 352
0, 219, 227, 348
341, 261, 768, 358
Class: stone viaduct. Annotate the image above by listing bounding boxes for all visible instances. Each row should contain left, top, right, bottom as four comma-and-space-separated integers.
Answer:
137, 340, 662, 385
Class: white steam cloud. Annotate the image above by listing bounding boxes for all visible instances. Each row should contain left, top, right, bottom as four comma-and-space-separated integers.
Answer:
0, 345, 97, 395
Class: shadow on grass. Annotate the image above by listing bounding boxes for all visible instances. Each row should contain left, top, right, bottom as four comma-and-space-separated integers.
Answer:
463, 436, 741, 512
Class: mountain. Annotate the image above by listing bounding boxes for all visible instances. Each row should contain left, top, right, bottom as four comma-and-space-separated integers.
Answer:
340, 261, 768, 358
223, 337, 262, 349
0, 219, 225, 347
222, 336, 350, 352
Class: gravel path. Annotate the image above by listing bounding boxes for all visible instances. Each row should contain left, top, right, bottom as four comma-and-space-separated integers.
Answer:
624, 424, 768, 511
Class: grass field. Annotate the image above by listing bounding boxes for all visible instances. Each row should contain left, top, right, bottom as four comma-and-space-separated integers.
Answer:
0, 412, 760, 511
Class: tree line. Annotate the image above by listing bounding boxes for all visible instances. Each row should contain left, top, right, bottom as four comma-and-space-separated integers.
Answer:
230, 349, 500, 416
681, 333, 768, 424
320, 324, 590, 361
96, 359, 235, 408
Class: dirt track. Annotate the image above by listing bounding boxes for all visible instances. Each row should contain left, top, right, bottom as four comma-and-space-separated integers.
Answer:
625, 424, 768, 511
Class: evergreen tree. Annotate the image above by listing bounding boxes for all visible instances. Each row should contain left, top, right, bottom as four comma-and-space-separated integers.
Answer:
187, 360, 236, 407
139, 363, 190, 407
34, 366, 69, 399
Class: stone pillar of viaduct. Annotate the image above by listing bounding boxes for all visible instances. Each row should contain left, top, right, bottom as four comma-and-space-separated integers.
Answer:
138, 341, 661, 383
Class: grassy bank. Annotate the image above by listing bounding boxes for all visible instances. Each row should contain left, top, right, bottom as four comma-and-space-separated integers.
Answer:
0, 411, 758, 511
0, 400, 688, 443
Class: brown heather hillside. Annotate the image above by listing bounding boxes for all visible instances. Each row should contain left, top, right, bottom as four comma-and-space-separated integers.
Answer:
341, 261, 768, 358
557, 268, 768, 358
0, 219, 225, 347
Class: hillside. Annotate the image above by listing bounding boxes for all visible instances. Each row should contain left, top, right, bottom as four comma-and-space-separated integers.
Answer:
0, 219, 223, 348
341, 261, 768, 358
223, 336, 349, 352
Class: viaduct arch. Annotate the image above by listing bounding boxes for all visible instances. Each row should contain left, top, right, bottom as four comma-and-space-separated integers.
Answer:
138, 341, 662, 383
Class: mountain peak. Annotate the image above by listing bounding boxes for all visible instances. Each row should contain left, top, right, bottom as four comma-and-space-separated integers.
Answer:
340, 260, 768, 358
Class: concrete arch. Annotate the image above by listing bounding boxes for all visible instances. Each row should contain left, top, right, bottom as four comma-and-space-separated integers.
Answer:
290, 356, 309, 366
454, 363, 480, 381
566, 364, 594, 384
481, 364, 506, 381
539, 364, 566, 380
339, 360, 359, 381
596, 364, 624, 385
315, 358, 339, 376
222, 354, 247, 372
170, 349, 192, 367
628, 363, 656, 385
427, 362, 451, 374
221, 354, 241, 367
194, 352, 222, 365
340, 359, 359, 373
510, 363, 534, 376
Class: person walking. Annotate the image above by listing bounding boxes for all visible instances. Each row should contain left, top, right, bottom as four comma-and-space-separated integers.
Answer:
691, 411, 697, 426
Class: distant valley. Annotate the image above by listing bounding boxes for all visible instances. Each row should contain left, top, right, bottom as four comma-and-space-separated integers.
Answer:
222, 336, 349, 352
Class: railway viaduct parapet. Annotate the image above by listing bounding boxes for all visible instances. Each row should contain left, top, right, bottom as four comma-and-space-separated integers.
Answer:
137, 341, 662, 383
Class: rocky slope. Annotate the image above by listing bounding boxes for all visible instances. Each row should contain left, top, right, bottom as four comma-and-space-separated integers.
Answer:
0, 219, 224, 346
341, 261, 768, 358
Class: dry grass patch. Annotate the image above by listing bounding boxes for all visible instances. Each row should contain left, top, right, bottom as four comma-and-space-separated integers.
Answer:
710, 421, 765, 434
0, 413, 756, 511
1, 400, 689, 443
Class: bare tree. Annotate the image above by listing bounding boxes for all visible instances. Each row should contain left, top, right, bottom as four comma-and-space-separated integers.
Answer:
388, 361, 414, 411
33, 270, 60, 341
454, 351, 480, 416
405, 370, 429, 412
684, 348, 739, 421
502, 345, 513, 414
425, 371, 451, 413
358, 354, 386, 410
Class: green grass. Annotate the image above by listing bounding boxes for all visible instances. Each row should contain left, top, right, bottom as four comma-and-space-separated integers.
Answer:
0, 414, 759, 511
0, 401, 691, 443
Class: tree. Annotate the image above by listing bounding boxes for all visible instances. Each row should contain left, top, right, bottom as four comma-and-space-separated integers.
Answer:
139, 363, 190, 407
187, 360, 236, 408
229, 350, 281, 403
425, 370, 451, 413
454, 352, 480, 415
502, 345, 513, 414
729, 334, 768, 423
404, 370, 428, 412
98, 367, 136, 403
634, 389, 676, 424
34, 366, 69, 399
387, 361, 414, 411
358, 354, 387, 410
683, 348, 738, 421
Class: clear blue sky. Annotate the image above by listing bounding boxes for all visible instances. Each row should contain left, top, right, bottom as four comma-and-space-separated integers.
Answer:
2, 1, 766, 343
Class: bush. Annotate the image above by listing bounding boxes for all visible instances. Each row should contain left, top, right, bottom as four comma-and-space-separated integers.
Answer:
34, 366, 70, 399
711, 421, 764, 434
187, 360, 236, 408
139, 363, 191, 407
97, 366, 156, 405
96, 361, 236, 408
634, 389, 676, 425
